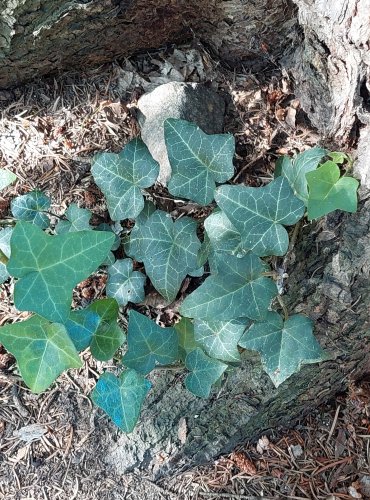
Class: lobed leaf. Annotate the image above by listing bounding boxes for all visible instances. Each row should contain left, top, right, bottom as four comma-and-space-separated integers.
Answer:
306, 161, 359, 220
55, 203, 92, 234
185, 348, 227, 398
0, 315, 81, 393
174, 317, 198, 361
106, 259, 146, 307
91, 139, 159, 221
0, 227, 12, 283
122, 310, 179, 374
124, 201, 156, 261
165, 118, 235, 205
215, 177, 305, 256
204, 210, 243, 255
239, 312, 326, 387
7, 221, 114, 323
11, 190, 51, 229
91, 370, 151, 432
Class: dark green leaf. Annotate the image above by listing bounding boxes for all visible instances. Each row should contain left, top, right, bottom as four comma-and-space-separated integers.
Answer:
174, 317, 198, 361
204, 210, 243, 255
107, 259, 146, 307
64, 309, 101, 351
185, 348, 227, 398
124, 201, 156, 261
11, 190, 51, 229
55, 204, 92, 234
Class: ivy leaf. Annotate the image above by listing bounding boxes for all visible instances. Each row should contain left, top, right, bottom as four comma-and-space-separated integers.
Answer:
55, 204, 92, 234
174, 317, 198, 361
165, 119, 235, 205
306, 161, 359, 220
137, 210, 201, 302
91, 370, 151, 433
106, 259, 146, 307
215, 177, 305, 256
204, 210, 243, 255
91, 139, 159, 221
65, 299, 125, 360
11, 190, 51, 229
328, 151, 350, 164
277, 147, 327, 203
185, 348, 227, 398
0, 315, 81, 393
0, 227, 12, 284
239, 312, 325, 387
122, 310, 179, 374
180, 253, 277, 321
7, 221, 114, 323
0, 169, 17, 190
124, 201, 156, 261
194, 319, 249, 362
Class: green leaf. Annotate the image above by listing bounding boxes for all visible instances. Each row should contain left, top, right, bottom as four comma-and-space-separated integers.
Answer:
239, 312, 325, 387
215, 177, 305, 256
197, 232, 211, 268
124, 201, 156, 261
194, 319, 249, 362
91, 370, 151, 432
328, 151, 349, 164
7, 221, 114, 323
0, 315, 81, 393
106, 259, 146, 307
91, 139, 159, 221
137, 210, 201, 302
89, 299, 126, 361
174, 317, 198, 361
0, 227, 12, 283
65, 299, 125, 359
122, 310, 179, 374
55, 204, 92, 234
0, 169, 17, 190
277, 148, 327, 203
165, 119, 235, 205
185, 348, 227, 398
180, 253, 277, 321
204, 210, 243, 255
11, 190, 51, 229
306, 161, 359, 220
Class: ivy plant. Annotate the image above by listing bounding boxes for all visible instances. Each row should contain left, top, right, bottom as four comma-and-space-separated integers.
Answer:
0, 118, 359, 433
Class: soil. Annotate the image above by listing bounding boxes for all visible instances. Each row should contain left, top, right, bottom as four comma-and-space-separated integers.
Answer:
0, 43, 368, 499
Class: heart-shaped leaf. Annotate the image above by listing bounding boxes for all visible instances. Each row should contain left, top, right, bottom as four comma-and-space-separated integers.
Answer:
106, 259, 146, 307
124, 201, 156, 261
239, 311, 325, 387
276, 147, 327, 203
0, 315, 81, 393
185, 347, 227, 398
136, 210, 201, 302
91, 139, 159, 221
11, 190, 51, 229
204, 210, 243, 255
122, 310, 179, 374
0, 169, 17, 190
174, 317, 198, 361
91, 369, 151, 432
180, 253, 277, 321
55, 203, 92, 234
0, 227, 12, 283
7, 221, 114, 323
165, 119, 235, 205
306, 161, 359, 220
194, 319, 249, 362
215, 177, 305, 256
65, 299, 125, 360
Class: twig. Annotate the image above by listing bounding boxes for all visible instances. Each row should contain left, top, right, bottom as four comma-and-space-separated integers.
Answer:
328, 405, 341, 441
277, 295, 289, 321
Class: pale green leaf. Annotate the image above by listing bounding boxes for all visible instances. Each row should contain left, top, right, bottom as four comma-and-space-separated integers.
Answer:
180, 253, 277, 321
174, 317, 198, 361
239, 312, 325, 387
194, 319, 249, 362
165, 118, 235, 205
91, 370, 151, 432
122, 310, 179, 374
106, 259, 146, 307
55, 203, 92, 234
136, 210, 201, 302
0, 315, 81, 393
215, 177, 305, 256
185, 348, 227, 398
0, 169, 17, 190
306, 161, 359, 220
11, 190, 51, 229
328, 151, 350, 164
7, 221, 114, 323
0, 227, 12, 283
91, 139, 159, 221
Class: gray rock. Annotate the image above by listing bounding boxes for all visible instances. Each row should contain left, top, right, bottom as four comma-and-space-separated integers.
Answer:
137, 82, 226, 185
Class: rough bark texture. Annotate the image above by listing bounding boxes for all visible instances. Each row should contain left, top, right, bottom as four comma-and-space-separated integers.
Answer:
0, 0, 296, 89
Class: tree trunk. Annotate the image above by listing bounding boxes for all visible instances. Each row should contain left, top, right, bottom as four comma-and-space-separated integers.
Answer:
1, 0, 370, 479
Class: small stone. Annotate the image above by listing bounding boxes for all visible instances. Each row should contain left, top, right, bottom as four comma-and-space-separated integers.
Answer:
137, 82, 226, 185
